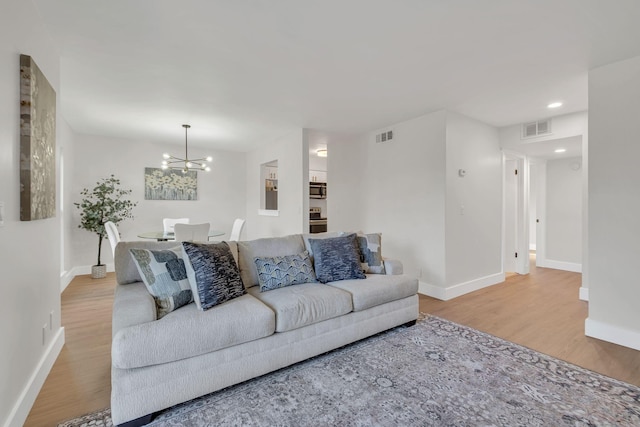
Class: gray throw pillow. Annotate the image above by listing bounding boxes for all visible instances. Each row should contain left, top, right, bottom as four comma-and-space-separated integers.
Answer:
254, 251, 317, 292
129, 247, 193, 319
356, 233, 386, 274
182, 241, 246, 311
308, 233, 366, 284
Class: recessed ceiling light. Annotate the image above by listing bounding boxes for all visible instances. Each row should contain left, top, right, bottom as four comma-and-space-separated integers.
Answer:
547, 102, 563, 109
555, 148, 566, 153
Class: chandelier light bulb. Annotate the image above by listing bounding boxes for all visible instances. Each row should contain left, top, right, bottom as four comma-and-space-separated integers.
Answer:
161, 124, 213, 172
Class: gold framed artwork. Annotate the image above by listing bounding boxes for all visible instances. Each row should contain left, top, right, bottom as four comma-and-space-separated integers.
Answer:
20, 54, 56, 221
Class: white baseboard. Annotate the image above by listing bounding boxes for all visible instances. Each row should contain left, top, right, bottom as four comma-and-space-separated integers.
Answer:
579, 286, 589, 301
59, 264, 115, 294
537, 259, 582, 273
585, 318, 640, 351
418, 272, 505, 301
4, 327, 65, 427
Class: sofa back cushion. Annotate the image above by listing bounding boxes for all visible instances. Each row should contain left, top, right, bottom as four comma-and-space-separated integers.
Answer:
237, 234, 305, 288
115, 240, 239, 285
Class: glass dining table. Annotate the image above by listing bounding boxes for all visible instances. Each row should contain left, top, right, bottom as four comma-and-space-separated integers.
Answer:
137, 230, 225, 241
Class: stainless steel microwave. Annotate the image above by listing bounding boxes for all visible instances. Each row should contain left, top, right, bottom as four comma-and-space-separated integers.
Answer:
310, 182, 327, 199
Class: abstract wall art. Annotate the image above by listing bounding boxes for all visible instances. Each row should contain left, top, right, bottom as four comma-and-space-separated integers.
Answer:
144, 167, 198, 200
20, 54, 56, 221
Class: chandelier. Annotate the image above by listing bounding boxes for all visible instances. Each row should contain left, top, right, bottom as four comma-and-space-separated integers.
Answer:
162, 124, 212, 173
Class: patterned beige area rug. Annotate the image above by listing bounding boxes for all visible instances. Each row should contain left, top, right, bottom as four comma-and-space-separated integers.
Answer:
59, 315, 640, 426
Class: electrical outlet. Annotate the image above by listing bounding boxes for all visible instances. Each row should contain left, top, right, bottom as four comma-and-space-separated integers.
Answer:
0, 201, 4, 226
50, 311, 54, 330
42, 324, 47, 345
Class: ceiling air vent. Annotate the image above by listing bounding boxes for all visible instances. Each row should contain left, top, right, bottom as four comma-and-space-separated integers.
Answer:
522, 119, 551, 139
375, 129, 394, 143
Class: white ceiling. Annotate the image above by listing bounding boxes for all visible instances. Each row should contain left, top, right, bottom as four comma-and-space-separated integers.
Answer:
32, 0, 640, 152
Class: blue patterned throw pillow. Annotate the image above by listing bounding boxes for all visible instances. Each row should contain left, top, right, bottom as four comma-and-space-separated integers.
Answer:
129, 247, 194, 319
182, 241, 246, 311
254, 251, 317, 292
356, 233, 386, 274
308, 233, 366, 284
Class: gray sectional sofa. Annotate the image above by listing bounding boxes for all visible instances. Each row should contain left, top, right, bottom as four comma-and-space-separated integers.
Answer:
111, 233, 419, 426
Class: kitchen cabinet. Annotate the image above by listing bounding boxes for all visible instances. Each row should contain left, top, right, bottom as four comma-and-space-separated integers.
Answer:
266, 167, 278, 180
309, 169, 327, 183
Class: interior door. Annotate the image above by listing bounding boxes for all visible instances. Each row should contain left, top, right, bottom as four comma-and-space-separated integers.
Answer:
504, 158, 518, 273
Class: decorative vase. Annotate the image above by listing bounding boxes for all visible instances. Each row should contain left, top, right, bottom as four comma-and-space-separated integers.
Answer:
91, 264, 107, 279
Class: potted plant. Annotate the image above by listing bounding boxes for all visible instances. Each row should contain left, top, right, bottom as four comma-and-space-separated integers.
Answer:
75, 175, 137, 279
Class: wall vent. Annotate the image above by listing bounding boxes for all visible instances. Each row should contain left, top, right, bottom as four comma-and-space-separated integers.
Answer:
522, 119, 551, 138
375, 129, 395, 143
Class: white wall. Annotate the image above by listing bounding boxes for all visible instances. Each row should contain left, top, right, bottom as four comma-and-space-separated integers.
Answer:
445, 112, 503, 290
328, 110, 503, 300
326, 134, 367, 232
245, 129, 308, 239
69, 133, 246, 269
60, 118, 77, 288
587, 54, 640, 350
545, 157, 582, 266
0, 2, 65, 425
499, 111, 588, 148
362, 111, 448, 287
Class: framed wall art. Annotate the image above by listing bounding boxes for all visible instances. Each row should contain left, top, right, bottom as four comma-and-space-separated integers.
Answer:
20, 54, 56, 221
144, 167, 198, 200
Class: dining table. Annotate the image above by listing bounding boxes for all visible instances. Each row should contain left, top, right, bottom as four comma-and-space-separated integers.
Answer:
137, 229, 225, 241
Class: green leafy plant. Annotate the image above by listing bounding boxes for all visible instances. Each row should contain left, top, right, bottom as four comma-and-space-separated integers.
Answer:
75, 175, 137, 266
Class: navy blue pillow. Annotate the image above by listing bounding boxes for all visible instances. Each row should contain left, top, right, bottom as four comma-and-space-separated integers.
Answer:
308, 233, 366, 284
182, 241, 246, 311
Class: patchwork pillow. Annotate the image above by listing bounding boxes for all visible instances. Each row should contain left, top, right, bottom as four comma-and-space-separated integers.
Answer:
254, 251, 317, 292
129, 247, 193, 319
308, 233, 366, 284
182, 241, 246, 311
356, 233, 386, 274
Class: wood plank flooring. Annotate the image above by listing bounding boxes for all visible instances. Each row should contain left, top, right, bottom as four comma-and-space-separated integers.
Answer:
25, 258, 640, 425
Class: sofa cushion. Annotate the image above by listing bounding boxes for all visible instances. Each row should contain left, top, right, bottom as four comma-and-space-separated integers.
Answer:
308, 233, 366, 284
325, 273, 419, 312
255, 251, 317, 292
129, 247, 193, 319
247, 283, 353, 332
112, 294, 275, 369
237, 235, 305, 288
182, 241, 246, 311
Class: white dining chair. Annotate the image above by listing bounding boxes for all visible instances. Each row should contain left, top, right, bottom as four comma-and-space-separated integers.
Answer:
174, 223, 210, 243
163, 217, 189, 234
229, 218, 245, 241
104, 221, 120, 257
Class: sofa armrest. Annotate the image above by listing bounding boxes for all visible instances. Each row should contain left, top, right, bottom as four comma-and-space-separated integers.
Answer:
112, 282, 156, 339
383, 258, 403, 275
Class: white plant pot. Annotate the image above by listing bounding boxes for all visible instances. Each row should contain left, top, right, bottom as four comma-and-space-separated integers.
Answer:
91, 264, 107, 279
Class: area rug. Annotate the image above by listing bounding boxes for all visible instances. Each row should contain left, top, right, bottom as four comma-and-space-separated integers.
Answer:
59, 315, 640, 426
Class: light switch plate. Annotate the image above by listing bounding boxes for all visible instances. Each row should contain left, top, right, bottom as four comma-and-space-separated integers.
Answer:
0, 201, 4, 226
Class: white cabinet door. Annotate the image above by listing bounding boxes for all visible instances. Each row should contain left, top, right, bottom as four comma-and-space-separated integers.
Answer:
309, 170, 327, 182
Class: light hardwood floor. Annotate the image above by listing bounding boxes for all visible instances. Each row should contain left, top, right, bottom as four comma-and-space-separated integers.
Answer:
25, 258, 640, 425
